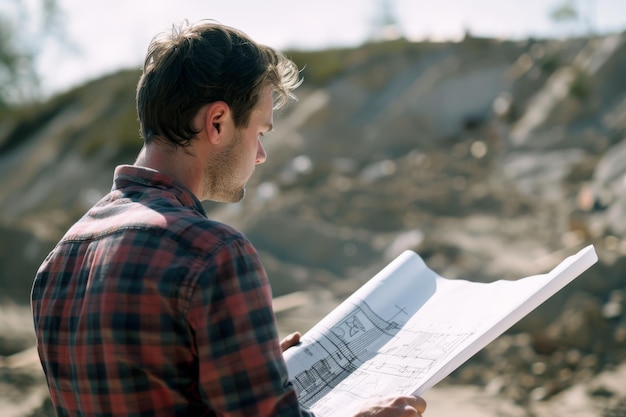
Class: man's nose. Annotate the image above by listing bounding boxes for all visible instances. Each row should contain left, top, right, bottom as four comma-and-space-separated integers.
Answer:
255, 139, 267, 164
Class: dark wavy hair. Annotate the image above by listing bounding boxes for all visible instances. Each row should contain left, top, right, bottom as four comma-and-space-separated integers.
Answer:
136, 20, 301, 147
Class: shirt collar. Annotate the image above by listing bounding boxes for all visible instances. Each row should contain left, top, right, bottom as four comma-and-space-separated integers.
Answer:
112, 165, 207, 216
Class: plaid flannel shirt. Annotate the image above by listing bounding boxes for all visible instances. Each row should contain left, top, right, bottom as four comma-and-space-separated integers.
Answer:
31, 165, 313, 417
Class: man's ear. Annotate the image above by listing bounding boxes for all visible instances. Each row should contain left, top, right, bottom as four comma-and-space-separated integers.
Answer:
205, 101, 231, 144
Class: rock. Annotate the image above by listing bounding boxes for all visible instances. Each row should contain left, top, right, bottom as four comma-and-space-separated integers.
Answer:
544, 292, 609, 352
531, 361, 626, 417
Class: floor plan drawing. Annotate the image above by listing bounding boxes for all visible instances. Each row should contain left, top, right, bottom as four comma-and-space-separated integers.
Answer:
290, 299, 476, 407
283, 246, 598, 417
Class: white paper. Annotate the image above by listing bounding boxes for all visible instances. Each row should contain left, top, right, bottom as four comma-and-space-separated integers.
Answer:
283, 245, 598, 417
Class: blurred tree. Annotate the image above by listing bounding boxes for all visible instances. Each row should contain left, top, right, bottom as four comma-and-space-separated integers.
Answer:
550, 0, 579, 22
0, 0, 62, 108
549, 0, 595, 36
369, 0, 403, 42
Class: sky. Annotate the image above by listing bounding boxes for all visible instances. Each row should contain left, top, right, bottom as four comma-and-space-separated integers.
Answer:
26, 0, 626, 98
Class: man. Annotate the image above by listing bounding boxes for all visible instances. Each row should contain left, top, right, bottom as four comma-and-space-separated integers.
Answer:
31, 20, 427, 417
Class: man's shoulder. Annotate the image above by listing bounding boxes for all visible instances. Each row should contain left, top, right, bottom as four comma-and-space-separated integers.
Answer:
175, 213, 249, 252
118, 201, 251, 256
63, 194, 251, 257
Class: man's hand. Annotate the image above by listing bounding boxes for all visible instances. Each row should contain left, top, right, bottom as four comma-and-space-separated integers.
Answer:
279, 332, 301, 352
352, 396, 427, 417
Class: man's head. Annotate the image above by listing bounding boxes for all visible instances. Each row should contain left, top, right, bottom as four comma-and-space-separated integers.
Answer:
136, 20, 301, 147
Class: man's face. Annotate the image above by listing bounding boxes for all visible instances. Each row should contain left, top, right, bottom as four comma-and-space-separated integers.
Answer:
203, 85, 273, 203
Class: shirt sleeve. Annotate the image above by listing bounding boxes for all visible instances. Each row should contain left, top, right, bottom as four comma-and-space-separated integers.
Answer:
187, 236, 314, 417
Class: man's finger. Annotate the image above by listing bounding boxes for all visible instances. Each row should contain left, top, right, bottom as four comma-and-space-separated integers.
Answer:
279, 332, 301, 352
407, 396, 427, 414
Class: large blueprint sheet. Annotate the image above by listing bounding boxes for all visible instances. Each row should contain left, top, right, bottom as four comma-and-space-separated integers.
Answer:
283, 246, 598, 417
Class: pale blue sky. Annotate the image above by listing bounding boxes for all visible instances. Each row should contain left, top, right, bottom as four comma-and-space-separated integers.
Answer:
34, 0, 626, 97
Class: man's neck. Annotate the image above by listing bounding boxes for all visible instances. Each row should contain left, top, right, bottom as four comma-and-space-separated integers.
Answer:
134, 143, 203, 199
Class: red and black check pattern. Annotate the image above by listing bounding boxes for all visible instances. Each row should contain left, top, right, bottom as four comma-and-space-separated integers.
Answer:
31, 165, 313, 417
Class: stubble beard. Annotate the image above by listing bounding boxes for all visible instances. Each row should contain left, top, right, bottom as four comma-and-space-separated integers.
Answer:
202, 131, 247, 203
